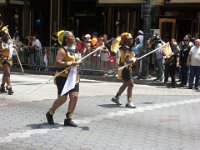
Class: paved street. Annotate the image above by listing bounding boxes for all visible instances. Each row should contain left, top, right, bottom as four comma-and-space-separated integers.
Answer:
0, 72, 200, 150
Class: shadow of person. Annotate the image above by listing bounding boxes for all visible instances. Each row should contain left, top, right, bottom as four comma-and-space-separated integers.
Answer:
98, 104, 122, 108
26, 122, 63, 129
26, 122, 90, 131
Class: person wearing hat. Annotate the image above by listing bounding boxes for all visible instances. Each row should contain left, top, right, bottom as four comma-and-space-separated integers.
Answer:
75, 37, 83, 54
46, 31, 82, 127
84, 34, 91, 39
84, 34, 91, 45
111, 34, 138, 108
136, 30, 144, 78
137, 30, 144, 47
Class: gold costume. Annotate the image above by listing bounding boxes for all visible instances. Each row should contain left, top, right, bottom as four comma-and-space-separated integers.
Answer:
118, 50, 135, 79
55, 47, 80, 84
0, 42, 12, 66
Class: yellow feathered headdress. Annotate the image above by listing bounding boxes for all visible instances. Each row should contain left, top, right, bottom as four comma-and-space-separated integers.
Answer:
0, 25, 9, 33
57, 30, 65, 45
111, 36, 121, 53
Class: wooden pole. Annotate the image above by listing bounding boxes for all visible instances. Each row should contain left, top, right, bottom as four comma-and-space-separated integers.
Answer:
26, 46, 104, 94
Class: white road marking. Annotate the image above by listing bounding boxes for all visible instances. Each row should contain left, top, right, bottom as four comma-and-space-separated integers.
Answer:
0, 128, 62, 143
0, 98, 200, 143
75, 98, 200, 124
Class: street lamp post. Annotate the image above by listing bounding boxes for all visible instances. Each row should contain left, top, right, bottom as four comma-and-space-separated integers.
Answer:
141, 0, 152, 78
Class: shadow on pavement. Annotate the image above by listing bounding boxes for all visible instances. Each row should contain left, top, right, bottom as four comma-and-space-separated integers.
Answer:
26, 122, 63, 129
140, 101, 155, 105
26, 123, 90, 131
98, 104, 123, 108
80, 80, 103, 83
79, 126, 90, 131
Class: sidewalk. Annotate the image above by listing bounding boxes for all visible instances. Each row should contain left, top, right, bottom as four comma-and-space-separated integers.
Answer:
11, 67, 155, 84
11, 66, 198, 87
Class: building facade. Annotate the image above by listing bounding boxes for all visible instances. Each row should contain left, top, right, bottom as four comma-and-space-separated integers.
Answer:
98, 0, 200, 41
0, 0, 200, 45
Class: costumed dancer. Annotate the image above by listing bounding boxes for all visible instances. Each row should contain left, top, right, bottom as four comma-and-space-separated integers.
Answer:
46, 30, 82, 127
0, 28, 17, 95
111, 33, 138, 108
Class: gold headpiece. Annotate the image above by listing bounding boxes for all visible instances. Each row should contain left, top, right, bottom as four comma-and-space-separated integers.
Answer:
0, 25, 9, 33
0, 20, 3, 29
57, 30, 65, 45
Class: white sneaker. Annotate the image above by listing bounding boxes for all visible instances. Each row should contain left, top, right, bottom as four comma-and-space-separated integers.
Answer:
111, 97, 122, 105
132, 76, 138, 80
125, 102, 136, 108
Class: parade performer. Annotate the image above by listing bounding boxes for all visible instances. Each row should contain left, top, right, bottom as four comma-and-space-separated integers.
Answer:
111, 33, 138, 108
46, 30, 82, 127
0, 28, 17, 95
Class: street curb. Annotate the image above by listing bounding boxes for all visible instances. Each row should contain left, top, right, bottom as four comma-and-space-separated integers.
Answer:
9, 67, 153, 84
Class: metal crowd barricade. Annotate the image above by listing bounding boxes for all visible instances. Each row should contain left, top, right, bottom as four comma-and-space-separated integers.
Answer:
13, 46, 118, 73
81, 49, 117, 71
12, 46, 57, 71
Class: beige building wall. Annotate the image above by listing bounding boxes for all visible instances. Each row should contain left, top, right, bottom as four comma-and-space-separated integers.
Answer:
170, 0, 200, 3
98, 0, 200, 4
98, 0, 141, 3
0, 0, 6, 4
10, 0, 24, 5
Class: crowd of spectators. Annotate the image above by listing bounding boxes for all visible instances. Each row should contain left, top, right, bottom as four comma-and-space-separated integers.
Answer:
11, 30, 200, 90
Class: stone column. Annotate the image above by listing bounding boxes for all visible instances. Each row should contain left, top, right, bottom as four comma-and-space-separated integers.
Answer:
141, 0, 152, 78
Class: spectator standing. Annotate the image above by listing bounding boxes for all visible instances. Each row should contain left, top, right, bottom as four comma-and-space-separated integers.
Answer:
164, 39, 180, 88
12, 31, 20, 45
75, 37, 83, 54
137, 30, 144, 46
179, 36, 192, 86
132, 37, 142, 79
136, 30, 144, 77
23, 36, 33, 65
43, 48, 50, 71
51, 32, 59, 47
32, 35, 42, 71
97, 36, 110, 68
12, 31, 20, 65
82, 34, 92, 55
154, 35, 165, 82
187, 39, 200, 90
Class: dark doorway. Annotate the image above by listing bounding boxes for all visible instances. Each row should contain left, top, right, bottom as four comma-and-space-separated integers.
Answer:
177, 20, 192, 42
74, 16, 97, 37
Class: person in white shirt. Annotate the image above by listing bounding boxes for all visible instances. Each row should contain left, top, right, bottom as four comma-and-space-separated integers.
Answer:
12, 31, 20, 45
32, 35, 42, 71
136, 30, 144, 76
187, 39, 200, 90
154, 35, 165, 82
137, 30, 144, 47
